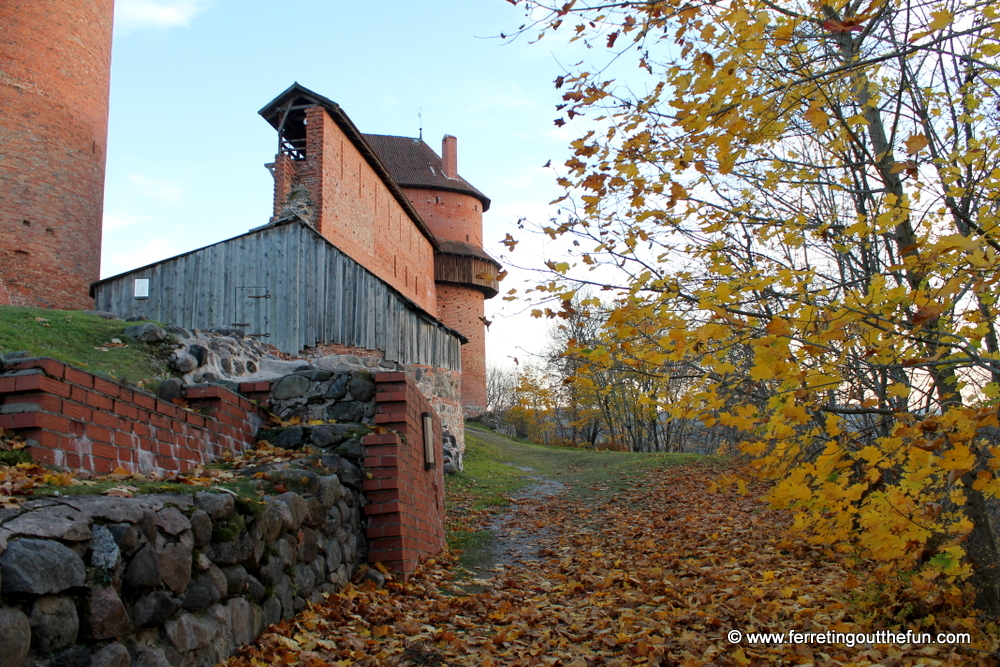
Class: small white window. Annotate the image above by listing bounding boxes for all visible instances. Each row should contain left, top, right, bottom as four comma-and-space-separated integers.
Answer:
134, 278, 150, 299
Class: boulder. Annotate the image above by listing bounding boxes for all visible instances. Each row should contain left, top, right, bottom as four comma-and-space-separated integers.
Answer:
298, 526, 320, 563
195, 492, 234, 521
123, 544, 160, 591
4, 505, 91, 540
157, 542, 191, 595
443, 432, 463, 474
333, 438, 364, 462
324, 375, 348, 400
51, 645, 91, 667
180, 573, 223, 611
275, 493, 308, 532
155, 507, 191, 535
30, 595, 79, 653
165, 612, 211, 653
0, 606, 30, 667
206, 530, 254, 566
1, 538, 86, 595
91, 643, 130, 667
156, 377, 185, 400
223, 564, 248, 596
226, 597, 255, 647
272, 426, 304, 450
189, 509, 213, 548
315, 475, 343, 506
123, 323, 167, 343
310, 423, 352, 448
131, 649, 171, 667
271, 374, 310, 401
348, 372, 376, 402
90, 524, 120, 570
107, 523, 140, 555
85, 586, 132, 640
245, 575, 266, 602
325, 401, 364, 423
129, 591, 181, 629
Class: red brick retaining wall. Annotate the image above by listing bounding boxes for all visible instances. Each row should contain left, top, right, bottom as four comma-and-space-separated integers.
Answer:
0, 358, 266, 474
0, 360, 448, 578
363, 371, 445, 577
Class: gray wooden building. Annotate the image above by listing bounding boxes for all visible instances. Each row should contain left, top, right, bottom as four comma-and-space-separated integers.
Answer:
90, 216, 464, 370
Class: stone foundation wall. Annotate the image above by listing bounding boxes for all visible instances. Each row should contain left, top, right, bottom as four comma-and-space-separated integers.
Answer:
0, 463, 366, 667
165, 329, 466, 469
408, 364, 463, 472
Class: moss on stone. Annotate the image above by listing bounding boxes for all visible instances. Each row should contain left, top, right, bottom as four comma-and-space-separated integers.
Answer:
235, 495, 264, 519
212, 513, 246, 543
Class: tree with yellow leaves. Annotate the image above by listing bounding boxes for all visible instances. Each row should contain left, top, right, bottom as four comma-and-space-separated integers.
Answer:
510, 0, 1000, 613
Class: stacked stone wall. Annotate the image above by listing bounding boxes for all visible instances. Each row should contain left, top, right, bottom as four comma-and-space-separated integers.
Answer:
0, 474, 366, 667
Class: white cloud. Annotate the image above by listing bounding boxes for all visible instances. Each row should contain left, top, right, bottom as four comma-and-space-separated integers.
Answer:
128, 174, 185, 206
102, 210, 148, 231
495, 164, 555, 190
114, 0, 212, 33
104, 239, 180, 276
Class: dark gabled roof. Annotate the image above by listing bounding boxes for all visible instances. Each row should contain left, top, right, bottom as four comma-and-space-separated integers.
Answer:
363, 134, 491, 212
258, 83, 440, 249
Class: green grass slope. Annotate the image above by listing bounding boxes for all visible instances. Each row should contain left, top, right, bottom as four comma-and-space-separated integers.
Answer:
0, 306, 171, 383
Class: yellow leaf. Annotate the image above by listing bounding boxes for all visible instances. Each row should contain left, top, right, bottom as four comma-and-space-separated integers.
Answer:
928, 9, 953, 31
905, 133, 929, 154
887, 382, 910, 399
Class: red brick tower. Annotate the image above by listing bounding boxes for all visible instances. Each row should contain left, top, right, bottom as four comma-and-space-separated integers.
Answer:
365, 134, 500, 417
0, 0, 114, 309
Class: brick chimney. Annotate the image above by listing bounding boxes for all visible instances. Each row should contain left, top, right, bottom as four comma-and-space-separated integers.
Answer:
442, 135, 458, 179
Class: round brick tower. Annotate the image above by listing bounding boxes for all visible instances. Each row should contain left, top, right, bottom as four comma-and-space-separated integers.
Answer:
0, 0, 114, 310
364, 134, 499, 417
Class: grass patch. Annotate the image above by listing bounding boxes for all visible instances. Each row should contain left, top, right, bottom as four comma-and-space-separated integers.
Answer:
0, 306, 171, 383
446, 433, 534, 511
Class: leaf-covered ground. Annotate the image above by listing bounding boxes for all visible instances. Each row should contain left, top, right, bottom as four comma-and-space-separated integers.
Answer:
222, 456, 1000, 667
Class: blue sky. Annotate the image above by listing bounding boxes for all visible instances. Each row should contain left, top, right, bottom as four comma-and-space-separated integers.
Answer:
105, 0, 580, 366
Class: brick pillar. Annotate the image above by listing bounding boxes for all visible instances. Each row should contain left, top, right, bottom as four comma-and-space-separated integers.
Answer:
361, 372, 445, 578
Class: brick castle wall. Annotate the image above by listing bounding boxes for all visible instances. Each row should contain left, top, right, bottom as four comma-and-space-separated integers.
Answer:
435, 284, 488, 416
0, 0, 113, 310
404, 188, 484, 247
397, 185, 490, 417
362, 372, 445, 577
273, 107, 438, 314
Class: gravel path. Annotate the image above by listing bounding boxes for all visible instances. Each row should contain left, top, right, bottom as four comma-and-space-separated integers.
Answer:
461, 427, 567, 578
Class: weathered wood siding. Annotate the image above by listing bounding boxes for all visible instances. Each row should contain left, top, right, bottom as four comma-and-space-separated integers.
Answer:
92, 220, 462, 370
434, 253, 500, 297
